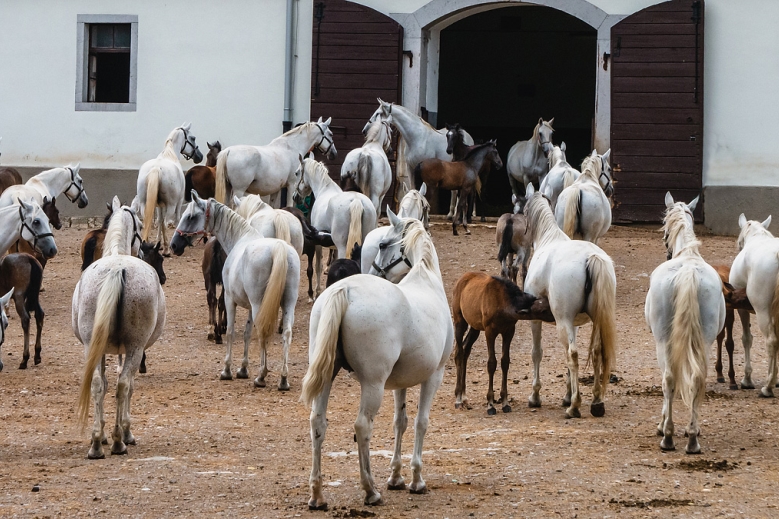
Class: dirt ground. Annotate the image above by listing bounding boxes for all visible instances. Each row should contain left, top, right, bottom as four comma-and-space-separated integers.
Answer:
1, 219, 778, 519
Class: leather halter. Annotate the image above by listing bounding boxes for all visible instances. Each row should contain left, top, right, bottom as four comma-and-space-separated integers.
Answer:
63, 167, 85, 203
175, 201, 211, 244
372, 225, 413, 279
312, 123, 334, 156
178, 127, 197, 160
599, 162, 613, 194
19, 205, 54, 253
123, 207, 143, 251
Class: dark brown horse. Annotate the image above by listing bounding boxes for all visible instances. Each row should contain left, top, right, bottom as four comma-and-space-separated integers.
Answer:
0, 253, 45, 370
713, 264, 755, 390
10, 196, 62, 271
444, 123, 477, 221
202, 237, 227, 344
0, 167, 22, 196
281, 206, 334, 302
184, 141, 221, 201
415, 140, 502, 236
452, 272, 554, 414
325, 243, 361, 288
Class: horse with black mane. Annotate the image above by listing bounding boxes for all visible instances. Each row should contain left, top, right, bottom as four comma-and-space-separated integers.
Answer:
185, 141, 222, 201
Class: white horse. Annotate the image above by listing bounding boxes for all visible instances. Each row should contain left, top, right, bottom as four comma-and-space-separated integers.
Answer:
74, 198, 166, 459
233, 194, 304, 254
0, 288, 15, 371
555, 150, 614, 244
170, 194, 300, 389
729, 212, 779, 396
341, 120, 393, 218
523, 185, 617, 418
540, 142, 580, 210
301, 213, 453, 509
362, 184, 430, 277
293, 158, 376, 299
365, 99, 473, 202
645, 193, 725, 453
135, 123, 203, 256
506, 118, 554, 197
0, 199, 58, 259
0, 163, 88, 209
215, 118, 337, 208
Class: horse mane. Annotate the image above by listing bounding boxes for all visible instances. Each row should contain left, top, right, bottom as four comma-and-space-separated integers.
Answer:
161, 127, 181, 161
364, 120, 389, 144
491, 275, 532, 309
103, 207, 131, 256
401, 220, 439, 280
525, 193, 568, 248
737, 218, 774, 249
462, 141, 493, 161
401, 189, 430, 213
580, 155, 602, 183
234, 194, 268, 220
547, 146, 565, 169
304, 158, 333, 184
209, 200, 256, 239
663, 204, 701, 258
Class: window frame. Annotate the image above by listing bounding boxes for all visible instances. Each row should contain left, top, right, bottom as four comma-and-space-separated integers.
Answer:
76, 14, 138, 112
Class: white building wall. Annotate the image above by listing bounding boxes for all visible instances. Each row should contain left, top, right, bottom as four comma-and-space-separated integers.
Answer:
0, 0, 313, 170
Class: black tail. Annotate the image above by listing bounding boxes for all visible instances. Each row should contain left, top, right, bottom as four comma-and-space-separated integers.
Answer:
209, 240, 226, 287
25, 257, 44, 317
184, 170, 194, 202
82, 235, 98, 271
413, 162, 423, 190
498, 217, 514, 264
350, 242, 362, 266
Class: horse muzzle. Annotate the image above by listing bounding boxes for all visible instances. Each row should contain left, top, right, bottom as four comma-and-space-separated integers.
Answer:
327, 148, 337, 161
169, 235, 189, 256
77, 192, 89, 208
192, 148, 204, 164
38, 239, 58, 259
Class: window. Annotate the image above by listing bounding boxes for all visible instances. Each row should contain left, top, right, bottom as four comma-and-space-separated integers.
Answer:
76, 15, 137, 111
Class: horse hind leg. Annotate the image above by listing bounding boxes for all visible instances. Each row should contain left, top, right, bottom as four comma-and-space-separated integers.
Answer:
499, 328, 515, 413
659, 364, 676, 451
112, 348, 143, 455
739, 309, 755, 389
355, 384, 384, 505
528, 321, 544, 408
387, 388, 408, 490
88, 356, 108, 459
559, 324, 581, 419
685, 372, 704, 454
308, 379, 334, 510
409, 367, 445, 495
220, 296, 238, 380
485, 329, 499, 415
15, 296, 31, 369
275, 294, 295, 391
33, 302, 44, 365
454, 326, 479, 409
446, 191, 457, 220
237, 315, 253, 380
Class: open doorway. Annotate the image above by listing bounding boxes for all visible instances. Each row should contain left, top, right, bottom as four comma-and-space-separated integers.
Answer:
436, 5, 597, 215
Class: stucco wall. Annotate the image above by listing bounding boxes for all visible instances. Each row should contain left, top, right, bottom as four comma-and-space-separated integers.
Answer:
0, 0, 313, 171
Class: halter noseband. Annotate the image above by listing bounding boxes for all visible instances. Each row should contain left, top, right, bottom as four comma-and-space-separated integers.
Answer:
63, 167, 85, 203
123, 207, 143, 251
175, 201, 211, 243
178, 127, 197, 160
19, 205, 54, 253
372, 225, 413, 279
313, 123, 334, 156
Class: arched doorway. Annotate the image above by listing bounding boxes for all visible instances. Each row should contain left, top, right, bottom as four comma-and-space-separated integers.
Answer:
435, 5, 597, 215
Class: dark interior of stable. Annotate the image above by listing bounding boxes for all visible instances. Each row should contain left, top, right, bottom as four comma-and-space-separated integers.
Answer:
436, 6, 597, 216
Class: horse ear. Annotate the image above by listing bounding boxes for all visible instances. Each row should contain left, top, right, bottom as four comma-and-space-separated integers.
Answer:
316, 116, 323, 123
207, 141, 213, 148
419, 183, 427, 197
17, 197, 32, 214
71, 162, 81, 174
191, 190, 206, 208
687, 195, 699, 212
111, 196, 122, 212
738, 213, 747, 229
1, 288, 14, 309
664, 192, 675, 209
233, 195, 241, 207
42, 196, 49, 205
603, 149, 611, 164
537, 117, 543, 125
525, 184, 535, 197
323, 117, 332, 126
591, 149, 598, 158
723, 282, 736, 293
561, 142, 566, 152
182, 122, 191, 131
762, 215, 772, 229
387, 207, 401, 227
548, 117, 554, 127
155, 241, 162, 251
106, 201, 112, 212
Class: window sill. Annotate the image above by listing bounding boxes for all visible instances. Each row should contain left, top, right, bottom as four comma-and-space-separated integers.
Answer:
76, 102, 136, 112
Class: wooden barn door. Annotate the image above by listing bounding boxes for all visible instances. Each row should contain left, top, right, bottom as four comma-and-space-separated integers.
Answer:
310, 0, 403, 211
611, 0, 704, 222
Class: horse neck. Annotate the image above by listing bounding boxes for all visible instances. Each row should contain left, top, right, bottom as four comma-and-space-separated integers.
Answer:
465, 146, 492, 169
208, 202, 258, 254
0, 205, 22, 253
308, 167, 340, 198
30, 168, 67, 198
104, 214, 134, 256
389, 106, 426, 141
160, 132, 183, 162
451, 139, 470, 161
529, 200, 568, 248
273, 125, 316, 153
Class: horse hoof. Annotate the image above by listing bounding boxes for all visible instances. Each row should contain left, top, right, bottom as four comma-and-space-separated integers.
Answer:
716, 376, 725, 383
0, 362, 4, 372
528, 398, 541, 408
464, 229, 471, 235
207, 332, 215, 341
487, 407, 497, 416
609, 374, 619, 384
660, 438, 676, 451
254, 378, 267, 388
236, 368, 249, 379
775, 382, 779, 388
387, 479, 406, 491
480, 216, 486, 223
111, 444, 128, 456
454, 402, 462, 409
590, 402, 606, 417
215, 337, 223, 345
502, 404, 512, 413
125, 435, 136, 446
101, 437, 109, 445
219, 371, 233, 381
308, 499, 328, 511
34, 357, 41, 365
561, 398, 571, 408
87, 451, 105, 460
729, 384, 740, 390
685, 440, 701, 455
409, 482, 428, 495
741, 381, 755, 390
452, 231, 458, 236
656, 428, 664, 437
364, 493, 383, 506
759, 388, 774, 398
565, 407, 581, 419
277, 378, 290, 391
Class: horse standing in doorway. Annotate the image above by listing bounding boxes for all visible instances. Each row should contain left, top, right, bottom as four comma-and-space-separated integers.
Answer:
555, 150, 614, 244
135, 123, 203, 256
506, 118, 554, 197
645, 193, 725, 453
540, 142, 580, 211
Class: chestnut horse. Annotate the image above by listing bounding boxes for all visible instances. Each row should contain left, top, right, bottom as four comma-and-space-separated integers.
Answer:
11, 196, 63, 271
452, 272, 550, 414
185, 141, 222, 201
0, 253, 45, 370
414, 140, 502, 236
713, 264, 755, 390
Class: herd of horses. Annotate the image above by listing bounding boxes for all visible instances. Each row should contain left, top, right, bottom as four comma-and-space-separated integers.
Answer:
0, 98, 777, 509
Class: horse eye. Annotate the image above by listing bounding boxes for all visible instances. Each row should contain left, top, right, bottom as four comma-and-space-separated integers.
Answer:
33, 219, 40, 225
379, 243, 387, 250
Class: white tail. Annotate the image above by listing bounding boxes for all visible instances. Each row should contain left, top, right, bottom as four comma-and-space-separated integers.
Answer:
772, 251, 779, 343
77, 268, 125, 428
273, 212, 291, 244
142, 167, 160, 241
562, 186, 581, 238
562, 169, 576, 190
669, 264, 707, 409
357, 151, 371, 192
346, 198, 364, 251
214, 149, 230, 203
395, 138, 409, 202
256, 241, 289, 341
300, 286, 349, 406
586, 255, 617, 391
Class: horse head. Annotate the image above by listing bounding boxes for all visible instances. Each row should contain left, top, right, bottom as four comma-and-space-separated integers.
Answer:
41, 196, 62, 230
292, 158, 317, 205
663, 192, 699, 259
170, 191, 210, 256
363, 98, 393, 135
205, 141, 222, 167
63, 163, 89, 208
536, 117, 555, 156
445, 123, 464, 155
17, 198, 57, 259
737, 213, 773, 251
313, 117, 337, 160
0, 287, 14, 356
177, 123, 204, 164
486, 140, 503, 171
139, 240, 166, 285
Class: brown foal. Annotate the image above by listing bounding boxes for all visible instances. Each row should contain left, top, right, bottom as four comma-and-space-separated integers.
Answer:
713, 264, 755, 390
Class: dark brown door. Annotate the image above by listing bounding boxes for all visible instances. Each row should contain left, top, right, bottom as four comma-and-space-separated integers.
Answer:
310, 0, 403, 210
611, 0, 704, 222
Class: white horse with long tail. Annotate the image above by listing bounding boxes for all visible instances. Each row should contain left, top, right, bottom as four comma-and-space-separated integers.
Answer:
0, 163, 89, 209
645, 193, 725, 453
293, 158, 376, 299
729, 212, 779, 396
233, 194, 304, 254
215, 118, 337, 207
73, 197, 166, 459
361, 184, 430, 278
523, 184, 617, 418
539, 142, 580, 210
506, 118, 554, 197
170, 194, 300, 389
301, 212, 453, 509
341, 120, 393, 218
135, 123, 203, 255
365, 99, 473, 204
555, 150, 614, 244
